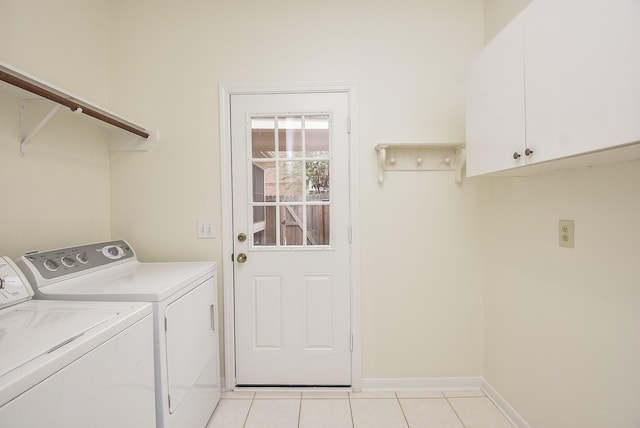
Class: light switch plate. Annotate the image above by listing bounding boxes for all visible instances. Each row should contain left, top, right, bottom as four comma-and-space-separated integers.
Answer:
197, 220, 216, 239
559, 219, 574, 248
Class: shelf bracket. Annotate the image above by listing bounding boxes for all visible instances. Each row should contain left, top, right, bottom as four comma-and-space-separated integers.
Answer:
454, 147, 466, 184
376, 144, 388, 184
20, 101, 61, 157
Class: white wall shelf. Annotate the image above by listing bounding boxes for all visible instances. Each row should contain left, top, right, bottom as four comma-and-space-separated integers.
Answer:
0, 61, 158, 156
375, 143, 466, 184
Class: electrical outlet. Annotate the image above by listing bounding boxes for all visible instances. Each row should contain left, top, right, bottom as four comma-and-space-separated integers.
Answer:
559, 219, 574, 248
197, 220, 216, 239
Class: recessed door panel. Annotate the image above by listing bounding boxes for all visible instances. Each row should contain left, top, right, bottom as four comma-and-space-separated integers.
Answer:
252, 275, 283, 349
304, 275, 333, 350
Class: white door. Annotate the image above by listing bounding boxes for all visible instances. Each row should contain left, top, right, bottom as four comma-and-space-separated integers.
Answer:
231, 92, 351, 386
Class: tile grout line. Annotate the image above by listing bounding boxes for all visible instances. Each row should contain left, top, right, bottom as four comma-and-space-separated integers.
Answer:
444, 396, 467, 428
395, 392, 411, 428
241, 393, 255, 428
348, 394, 356, 428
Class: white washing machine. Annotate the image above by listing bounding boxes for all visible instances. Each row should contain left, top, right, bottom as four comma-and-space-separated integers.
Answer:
0, 256, 156, 428
16, 240, 220, 428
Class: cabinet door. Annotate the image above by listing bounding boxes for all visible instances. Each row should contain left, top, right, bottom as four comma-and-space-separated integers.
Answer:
466, 13, 526, 177
525, 0, 640, 162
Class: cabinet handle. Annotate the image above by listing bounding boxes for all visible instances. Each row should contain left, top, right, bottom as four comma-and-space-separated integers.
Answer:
513, 152, 521, 160
525, 148, 533, 157
210, 304, 216, 332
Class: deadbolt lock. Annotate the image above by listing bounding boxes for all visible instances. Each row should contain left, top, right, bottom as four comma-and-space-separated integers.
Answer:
237, 233, 247, 242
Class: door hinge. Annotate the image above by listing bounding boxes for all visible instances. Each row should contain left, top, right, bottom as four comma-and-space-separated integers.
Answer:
348, 226, 352, 244
164, 317, 167, 331
168, 394, 171, 408
350, 334, 354, 352
347, 116, 352, 134
231, 253, 234, 262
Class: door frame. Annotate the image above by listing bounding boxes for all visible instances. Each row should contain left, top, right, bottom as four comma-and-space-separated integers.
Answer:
219, 82, 361, 391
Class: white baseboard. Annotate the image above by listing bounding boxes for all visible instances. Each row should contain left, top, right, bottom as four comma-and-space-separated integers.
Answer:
362, 376, 485, 391
481, 379, 531, 428
362, 377, 529, 428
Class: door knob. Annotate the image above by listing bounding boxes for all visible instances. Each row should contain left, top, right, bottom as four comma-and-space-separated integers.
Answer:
525, 148, 533, 157
237, 233, 247, 242
513, 152, 521, 160
236, 253, 247, 263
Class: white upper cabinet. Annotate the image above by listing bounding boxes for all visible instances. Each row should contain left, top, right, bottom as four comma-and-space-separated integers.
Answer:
525, 0, 640, 162
466, 14, 526, 176
466, 0, 640, 176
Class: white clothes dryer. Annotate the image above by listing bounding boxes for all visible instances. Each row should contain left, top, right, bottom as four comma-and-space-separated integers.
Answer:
16, 240, 220, 428
0, 256, 156, 428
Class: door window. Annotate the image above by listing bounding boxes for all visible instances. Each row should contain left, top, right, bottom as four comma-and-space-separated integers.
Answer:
250, 115, 331, 248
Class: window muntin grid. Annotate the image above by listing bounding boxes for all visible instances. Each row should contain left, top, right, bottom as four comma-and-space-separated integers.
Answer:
250, 114, 331, 248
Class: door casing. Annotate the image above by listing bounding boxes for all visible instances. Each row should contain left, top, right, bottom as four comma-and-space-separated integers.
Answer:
219, 82, 361, 391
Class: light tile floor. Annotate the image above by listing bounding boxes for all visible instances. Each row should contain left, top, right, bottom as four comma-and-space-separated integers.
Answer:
206, 390, 514, 428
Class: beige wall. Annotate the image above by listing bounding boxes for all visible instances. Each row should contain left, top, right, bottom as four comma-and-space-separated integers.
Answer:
482, 162, 640, 427
481, 1, 640, 426
0, 0, 112, 258
0, 0, 487, 381
107, 0, 485, 379
4, 2, 638, 425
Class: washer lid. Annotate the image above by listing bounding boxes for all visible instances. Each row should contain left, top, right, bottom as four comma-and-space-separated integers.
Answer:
0, 306, 117, 377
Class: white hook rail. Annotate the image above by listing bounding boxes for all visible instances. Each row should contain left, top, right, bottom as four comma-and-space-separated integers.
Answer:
374, 143, 466, 184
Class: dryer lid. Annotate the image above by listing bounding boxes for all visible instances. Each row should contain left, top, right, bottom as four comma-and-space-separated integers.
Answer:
36, 261, 215, 302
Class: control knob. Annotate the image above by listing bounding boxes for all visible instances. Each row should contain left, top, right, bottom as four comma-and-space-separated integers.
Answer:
44, 259, 59, 271
76, 252, 89, 264
102, 245, 124, 260
61, 256, 76, 267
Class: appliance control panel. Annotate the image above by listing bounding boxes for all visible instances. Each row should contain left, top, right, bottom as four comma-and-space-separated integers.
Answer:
19, 240, 136, 282
0, 256, 33, 309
